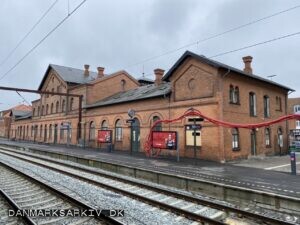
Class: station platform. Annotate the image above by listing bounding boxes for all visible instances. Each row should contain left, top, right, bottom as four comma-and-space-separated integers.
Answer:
0, 139, 299, 200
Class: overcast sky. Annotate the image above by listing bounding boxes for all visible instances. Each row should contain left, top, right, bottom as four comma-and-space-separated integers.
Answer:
0, 0, 299, 110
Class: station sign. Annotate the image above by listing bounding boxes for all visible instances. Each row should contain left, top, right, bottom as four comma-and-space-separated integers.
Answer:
97, 130, 112, 143
187, 117, 204, 122
152, 131, 177, 150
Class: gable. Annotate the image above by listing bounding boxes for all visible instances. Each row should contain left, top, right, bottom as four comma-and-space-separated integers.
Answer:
39, 67, 67, 92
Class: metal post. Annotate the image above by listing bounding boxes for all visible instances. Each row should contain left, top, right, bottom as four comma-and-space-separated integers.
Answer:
291, 152, 297, 175
78, 95, 83, 143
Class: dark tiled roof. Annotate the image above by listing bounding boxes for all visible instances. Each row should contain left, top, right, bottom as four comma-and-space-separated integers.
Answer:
85, 83, 171, 109
51, 64, 99, 84
11, 110, 32, 118
163, 51, 293, 91
38, 64, 99, 90
15, 111, 32, 121
137, 77, 154, 84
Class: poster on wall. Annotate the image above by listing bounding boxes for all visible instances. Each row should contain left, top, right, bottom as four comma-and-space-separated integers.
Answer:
97, 130, 112, 143
152, 131, 177, 150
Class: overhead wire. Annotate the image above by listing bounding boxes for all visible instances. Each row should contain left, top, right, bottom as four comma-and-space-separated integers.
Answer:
123, 4, 300, 70
141, 30, 300, 78
0, 0, 87, 82
0, 0, 59, 67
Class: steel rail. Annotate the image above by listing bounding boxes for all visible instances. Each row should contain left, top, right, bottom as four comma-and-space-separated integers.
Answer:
0, 188, 36, 225
0, 160, 124, 225
1, 146, 298, 225
0, 149, 226, 225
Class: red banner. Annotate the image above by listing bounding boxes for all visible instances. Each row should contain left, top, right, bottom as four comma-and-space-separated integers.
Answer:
97, 130, 112, 143
152, 131, 177, 150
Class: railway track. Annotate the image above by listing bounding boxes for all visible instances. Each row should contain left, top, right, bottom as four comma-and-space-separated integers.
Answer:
0, 159, 123, 225
0, 146, 298, 225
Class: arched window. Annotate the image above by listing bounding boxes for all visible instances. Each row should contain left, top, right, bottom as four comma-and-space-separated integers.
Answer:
50, 103, 54, 114
232, 128, 239, 150
31, 125, 34, 137
41, 105, 44, 116
37, 106, 40, 116
278, 127, 283, 149
152, 116, 162, 131
265, 128, 271, 147
264, 95, 270, 118
26, 126, 29, 138
89, 121, 95, 141
56, 101, 59, 113
229, 85, 239, 104
276, 96, 282, 111
101, 120, 108, 130
46, 104, 49, 115
40, 124, 43, 138
60, 123, 64, 140
62, 99, 66, 112
121, 79, 126, 91
33, 108, 36, 117
49, 124, 52, 139
249, 92, 256, 116
70, 98, 74, 111
115, 119, 122, 141
229, 85, 234, 103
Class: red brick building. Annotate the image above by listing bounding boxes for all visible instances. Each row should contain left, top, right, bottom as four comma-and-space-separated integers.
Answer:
288, 98, 300, 150
9, 51, 293, 162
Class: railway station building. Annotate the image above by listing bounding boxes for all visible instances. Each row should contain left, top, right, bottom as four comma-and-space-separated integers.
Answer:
7, 51, 293, 162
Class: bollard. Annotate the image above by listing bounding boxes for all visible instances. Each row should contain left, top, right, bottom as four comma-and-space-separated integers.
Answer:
290, 152, 296, 175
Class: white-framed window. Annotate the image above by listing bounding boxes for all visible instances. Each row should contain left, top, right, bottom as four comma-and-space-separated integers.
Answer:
265, 128, 271, 147
296, 120, 300, 129
294, 105, 300, 114
232, 128, 240, 150
115, 119, 122, 141
249, 92, 256, 116
264, 95, 270, 118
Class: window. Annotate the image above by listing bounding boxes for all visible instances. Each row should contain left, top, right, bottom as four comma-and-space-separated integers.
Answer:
33, 108, 35, 117
296, 120, 300, 129
121, 79, 126, 91
89, 121, 95, 141
31, 126, 34, 137
57, 86, 60, 93
249, 92, 256, 116
276, 96, 282, 111
49, 124, 52, 139
70, 98, 74, 111
50, 103, 54, 114
51, 88, 54, 96
265, 128, 271, 147
38, 106, 40, 116
152, 116, 162, 131
263, 95, 270, 118
232, 128, 240, 150
40, 125, 43, 138
41, 105, 44, 116
60, 123, 64, 140
101, 120, 108, 130
294, 105, 300, 114
115, 119, 122, 141
56, 101, 59, 113
46, 104, 49, 115
229, 85, 239, 104
62, 99, 66, 112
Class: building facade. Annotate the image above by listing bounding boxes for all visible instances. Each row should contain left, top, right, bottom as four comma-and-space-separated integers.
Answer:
9, 51, 293, 162
288, 98, 300, 150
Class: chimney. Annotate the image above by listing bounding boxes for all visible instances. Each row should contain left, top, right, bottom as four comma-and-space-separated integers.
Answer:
97, 67, 105, 78
84, 64, 90, 76
154, 68, 164, 85
242, 56, 253, 74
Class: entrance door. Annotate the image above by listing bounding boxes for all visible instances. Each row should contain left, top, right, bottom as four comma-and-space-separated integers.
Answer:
131, 118, 140, 152
54, 124, 58, 144
250, 129, 256, 155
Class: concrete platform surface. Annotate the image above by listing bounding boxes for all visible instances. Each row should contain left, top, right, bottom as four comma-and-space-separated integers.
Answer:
0, 139, 299, 199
